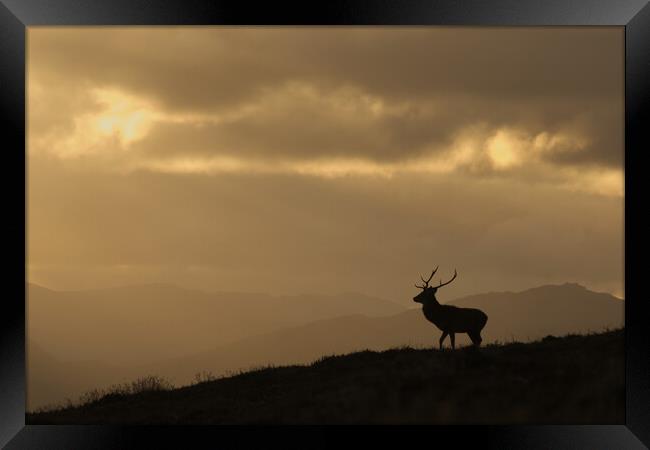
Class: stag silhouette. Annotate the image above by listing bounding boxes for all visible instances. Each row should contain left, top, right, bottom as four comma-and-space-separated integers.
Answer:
413, 267, 488, 349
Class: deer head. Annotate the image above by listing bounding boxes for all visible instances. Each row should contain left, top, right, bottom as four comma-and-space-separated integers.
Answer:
413, 267, 457, 304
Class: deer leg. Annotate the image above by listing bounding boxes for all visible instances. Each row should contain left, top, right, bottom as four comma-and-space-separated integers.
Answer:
468, 331, 482, 347
450, 332, 456, 349
439, 331, 448, 349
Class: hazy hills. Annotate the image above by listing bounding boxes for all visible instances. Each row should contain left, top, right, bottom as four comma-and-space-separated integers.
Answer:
28, 283, 405, 365
27, 341, 117, 411
138, 282, 624, 384
27, 282, 624, 411
28, 329, 624, 424
450, 282, 624, 341
27, 282, 406, 409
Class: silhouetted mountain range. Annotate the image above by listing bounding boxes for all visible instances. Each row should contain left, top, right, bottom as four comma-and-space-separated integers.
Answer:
27, 282, 623, 411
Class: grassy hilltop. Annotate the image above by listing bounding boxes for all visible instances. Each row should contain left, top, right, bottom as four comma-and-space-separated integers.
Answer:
27, 329, 624, 425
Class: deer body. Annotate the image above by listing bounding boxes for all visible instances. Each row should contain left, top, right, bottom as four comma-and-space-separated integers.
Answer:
422, 302, 488, 335
414, 267, 488, 349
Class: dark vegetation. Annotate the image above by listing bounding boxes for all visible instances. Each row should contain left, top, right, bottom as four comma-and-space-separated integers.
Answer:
27, 329, 624, 424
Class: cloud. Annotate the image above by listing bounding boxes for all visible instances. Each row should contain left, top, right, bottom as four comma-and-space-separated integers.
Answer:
29, 27, 623, 169
28, 84, 622, 198
29, 28, 622, 107
27, 156, 623, 300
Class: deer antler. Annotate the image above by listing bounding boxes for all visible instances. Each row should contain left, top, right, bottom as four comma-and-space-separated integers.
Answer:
415, 266, 438, 289
434, 269, 457, 289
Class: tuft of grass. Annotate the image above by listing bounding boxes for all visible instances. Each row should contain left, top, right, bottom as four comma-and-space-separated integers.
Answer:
193, 370, 217, 384
28, 375, 174, 415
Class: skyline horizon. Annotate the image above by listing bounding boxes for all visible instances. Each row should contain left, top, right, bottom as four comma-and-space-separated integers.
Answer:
26, 277, 625, 303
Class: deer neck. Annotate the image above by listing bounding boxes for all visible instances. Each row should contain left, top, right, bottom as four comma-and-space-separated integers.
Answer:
421, 296, 443, 324
423, 295, 441, 309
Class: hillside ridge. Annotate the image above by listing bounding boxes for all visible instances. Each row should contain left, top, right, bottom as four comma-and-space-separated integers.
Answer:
28, 329, 624, 425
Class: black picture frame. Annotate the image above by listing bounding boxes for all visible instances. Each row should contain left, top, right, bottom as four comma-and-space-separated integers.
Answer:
1, 0, 648, 448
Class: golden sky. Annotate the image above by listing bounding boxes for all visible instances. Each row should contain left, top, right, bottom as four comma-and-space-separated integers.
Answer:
27, 27, 624, 301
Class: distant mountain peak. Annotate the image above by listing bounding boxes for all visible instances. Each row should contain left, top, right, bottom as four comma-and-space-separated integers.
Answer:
520, 282, 588, 294
560, 282, 586, 289
27, 282, 56, 292
27, 281, 190, 294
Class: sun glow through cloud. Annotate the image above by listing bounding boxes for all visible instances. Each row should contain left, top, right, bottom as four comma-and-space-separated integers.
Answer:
28, 84, 623, 199
486, 129, 523, 169
27, 40, 619, 199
